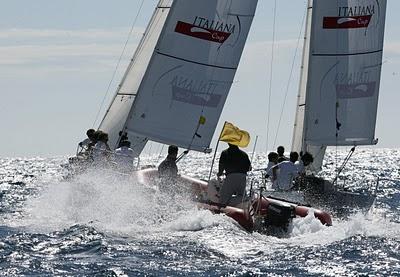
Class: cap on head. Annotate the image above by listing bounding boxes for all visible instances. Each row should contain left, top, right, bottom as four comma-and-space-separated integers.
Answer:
277, 146, 285, 155
86, 129, 96, 137
268, 151, 279, 161
289, 151, 299, 162
301, 152, 314, 164
168, 145, 178, 155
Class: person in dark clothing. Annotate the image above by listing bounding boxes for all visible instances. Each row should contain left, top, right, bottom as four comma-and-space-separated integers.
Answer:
217, 143, 251, 206
217, 144, 251, 177
78, 129, 96, 151
117, 131, 129, 148
158, 145, 179, 178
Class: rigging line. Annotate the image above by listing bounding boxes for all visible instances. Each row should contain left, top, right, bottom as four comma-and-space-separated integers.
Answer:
266, 0, 277, 153
272, 9, 306, 149
92, 0, 146, 128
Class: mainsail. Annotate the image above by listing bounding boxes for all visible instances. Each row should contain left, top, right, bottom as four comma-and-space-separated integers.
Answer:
292, 0, 387, 172
99, 0, 173, 154
122, 0, 258, 152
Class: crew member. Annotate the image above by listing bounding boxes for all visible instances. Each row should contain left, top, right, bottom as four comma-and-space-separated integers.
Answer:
158, 145, 179, 178
117, 131, 129, 148
267, 151, 299, 191
277, 146, 288, 163
92, 131, 111, 163
114, 140, 135, 173
295, 152, 314, 175
78, 129, 96, 152
217, 143, 251, 206
264, 152, 279, 188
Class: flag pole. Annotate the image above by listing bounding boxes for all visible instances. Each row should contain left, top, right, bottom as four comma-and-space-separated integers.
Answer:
207, 122, 227, 182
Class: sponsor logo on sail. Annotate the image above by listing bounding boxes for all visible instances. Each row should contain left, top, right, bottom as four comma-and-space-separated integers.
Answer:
175, 16, 235, 43
170, 75, 222, 107
336, 82, 376, 99
335, 71, 375, 98
323, 5, 375, 29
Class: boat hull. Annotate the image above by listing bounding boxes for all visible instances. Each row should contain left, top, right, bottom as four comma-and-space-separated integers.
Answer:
296, 176, 376, 214
136, 169, 332, 232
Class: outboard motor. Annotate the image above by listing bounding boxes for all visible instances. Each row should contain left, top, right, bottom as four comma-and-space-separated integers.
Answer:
254, 202, 296, 234
265, 202, 296, 230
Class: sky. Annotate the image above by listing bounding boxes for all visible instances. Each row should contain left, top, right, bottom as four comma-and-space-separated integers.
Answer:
0, 0, 399, 157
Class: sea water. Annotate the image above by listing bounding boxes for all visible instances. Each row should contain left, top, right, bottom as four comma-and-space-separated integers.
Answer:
0, 149, 399, 276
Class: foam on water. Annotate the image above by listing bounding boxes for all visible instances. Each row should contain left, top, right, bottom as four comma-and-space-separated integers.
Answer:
285, 209, 400, 248
160, 209, 222, 232
12, 168, 233, 237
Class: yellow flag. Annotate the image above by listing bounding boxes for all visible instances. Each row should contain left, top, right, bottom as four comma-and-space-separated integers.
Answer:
198, 116, 206, 125
219, 122, 250, 148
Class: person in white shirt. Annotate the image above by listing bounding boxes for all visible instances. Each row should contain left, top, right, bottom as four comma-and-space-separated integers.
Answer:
114, 140, 135, 173
267, 152, 300, 191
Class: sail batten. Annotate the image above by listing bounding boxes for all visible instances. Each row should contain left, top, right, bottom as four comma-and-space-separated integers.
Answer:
312, 49, 383, 57
155, 51, 238, 70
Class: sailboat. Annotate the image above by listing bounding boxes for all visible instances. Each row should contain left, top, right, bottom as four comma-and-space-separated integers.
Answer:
89, 0, 332, 232
290, 0, 387, 210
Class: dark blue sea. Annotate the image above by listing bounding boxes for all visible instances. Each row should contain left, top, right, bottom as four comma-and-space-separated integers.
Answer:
0, 148, 399, 276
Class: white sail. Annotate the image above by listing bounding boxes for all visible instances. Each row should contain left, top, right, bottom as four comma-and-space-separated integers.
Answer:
292, 0, 387, 171
123, 0, 258, 152
291, 0, 327, 172
99, 0, 173, 154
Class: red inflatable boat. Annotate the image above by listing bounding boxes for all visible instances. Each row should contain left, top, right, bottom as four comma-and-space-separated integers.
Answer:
136, 168, 332, 232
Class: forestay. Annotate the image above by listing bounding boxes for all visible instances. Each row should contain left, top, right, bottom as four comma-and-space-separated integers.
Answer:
292, 0, 387, 171
99, 0, 173, 154
124, 0, 258, 152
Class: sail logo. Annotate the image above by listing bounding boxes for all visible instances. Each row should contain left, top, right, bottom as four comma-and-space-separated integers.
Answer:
335, 71, 376, 98
170, 75, 222, 107
323, 5, 375, 29
175, 16, 235, 43
336, 82, 376, 99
